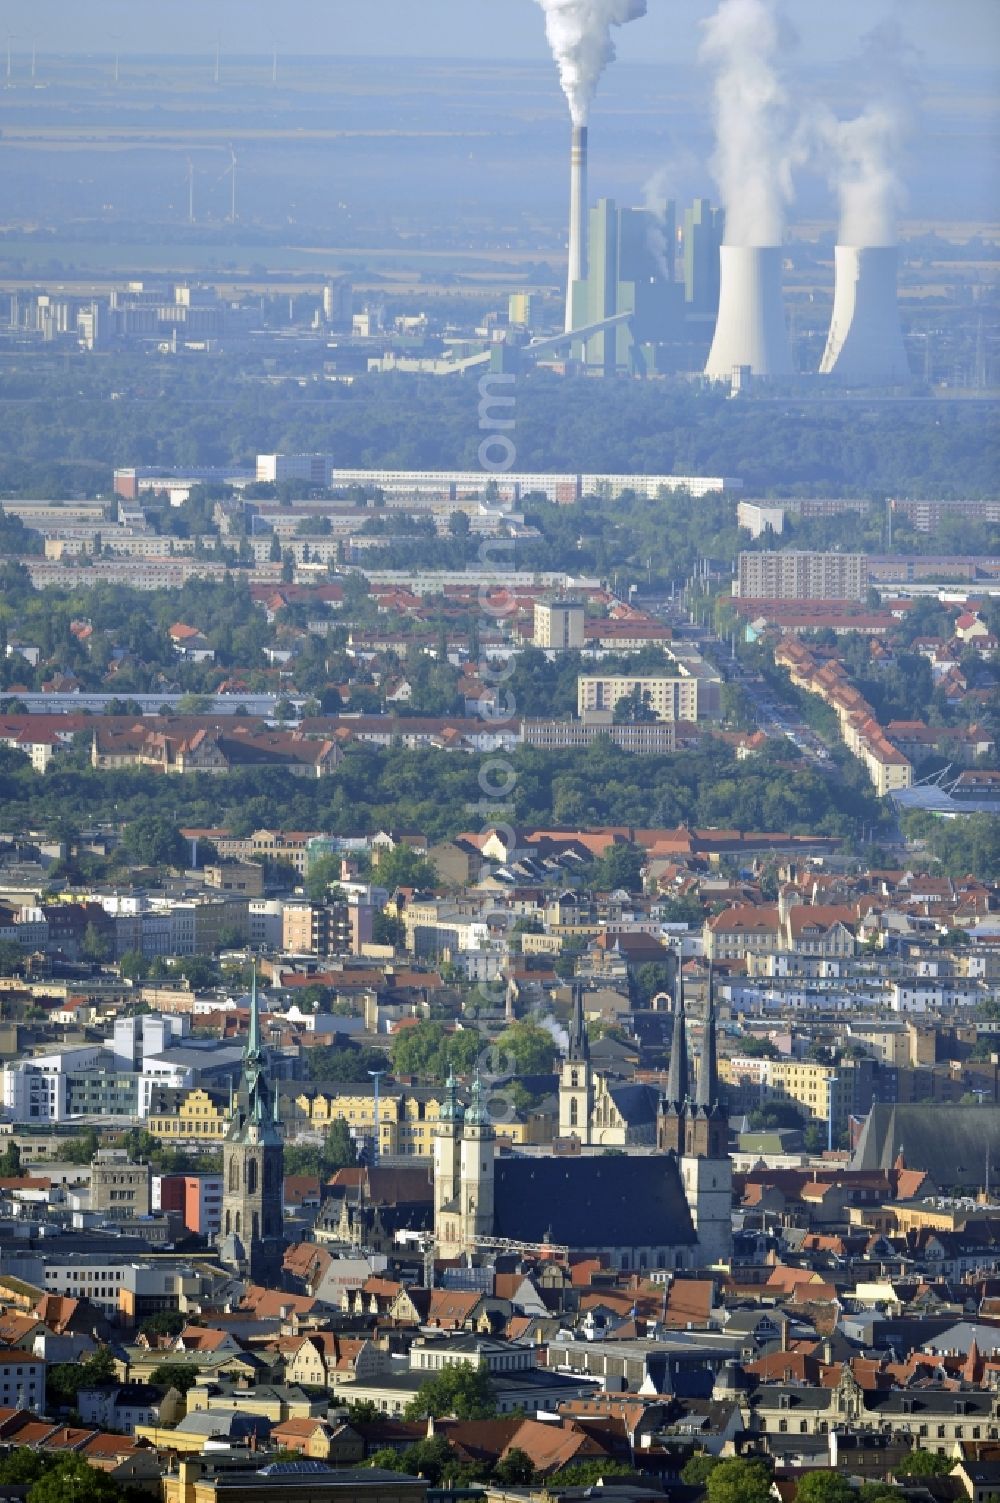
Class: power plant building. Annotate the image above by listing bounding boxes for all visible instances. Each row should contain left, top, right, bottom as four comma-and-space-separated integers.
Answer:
684, 198, 724, 315
571, 197, 683, 374
737, 550, 868, 602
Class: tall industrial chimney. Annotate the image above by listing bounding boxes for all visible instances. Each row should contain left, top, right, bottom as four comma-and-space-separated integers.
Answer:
820, 245, 909, 382
704, 245, 793, 379
565, 124, 588, 333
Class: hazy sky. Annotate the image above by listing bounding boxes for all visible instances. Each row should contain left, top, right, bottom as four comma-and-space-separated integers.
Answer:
5, 0, 998, 68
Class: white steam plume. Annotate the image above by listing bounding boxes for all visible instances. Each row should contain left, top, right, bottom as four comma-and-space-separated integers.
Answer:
821, 22, 916, 248
642, 169, 673, 282
535, 0, 648, 127
540, 1015, 570, 1054
700, 0, 794, 247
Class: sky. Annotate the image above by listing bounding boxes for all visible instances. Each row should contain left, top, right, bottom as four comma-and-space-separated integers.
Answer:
4, 0, 998, 69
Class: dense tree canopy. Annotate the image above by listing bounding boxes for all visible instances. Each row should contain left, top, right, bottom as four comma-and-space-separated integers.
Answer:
403, 1363, 497, 1420
1, 361, 995, 498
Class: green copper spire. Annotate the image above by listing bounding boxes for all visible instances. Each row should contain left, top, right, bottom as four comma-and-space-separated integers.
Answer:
440, 1071, 464, 1124
246, 963, 262, 1062
465, 1067, 491, 1127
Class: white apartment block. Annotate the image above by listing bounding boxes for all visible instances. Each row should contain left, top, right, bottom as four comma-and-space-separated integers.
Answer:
578, 673, 706, 723
0, 1353, 44, 1412
736, 550, 868, 601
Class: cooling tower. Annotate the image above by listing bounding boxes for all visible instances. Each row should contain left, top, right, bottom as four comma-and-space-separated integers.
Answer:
704, 245, 793, 379
565, 124, 588, 333
819, 245, 910, 382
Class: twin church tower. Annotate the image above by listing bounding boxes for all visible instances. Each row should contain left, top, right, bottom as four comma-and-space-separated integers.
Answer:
557, 964, 732, 1266
436, 965, 732, 1269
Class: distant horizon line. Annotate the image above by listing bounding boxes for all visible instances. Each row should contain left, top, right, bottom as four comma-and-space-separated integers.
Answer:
8, 49, 993, 74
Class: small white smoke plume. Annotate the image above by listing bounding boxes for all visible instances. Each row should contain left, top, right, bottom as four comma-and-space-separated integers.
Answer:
540, 1014, 570, 1054
820, 22, 916, 248
535, 0, 648, 127
700, 0, 794, 247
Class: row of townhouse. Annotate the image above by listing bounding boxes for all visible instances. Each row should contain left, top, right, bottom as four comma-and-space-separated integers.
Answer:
776, 638, 913, 795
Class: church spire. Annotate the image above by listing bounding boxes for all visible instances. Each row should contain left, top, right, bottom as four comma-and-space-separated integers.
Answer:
567, 981, 589, 1063
696, 964, 719, 1111
246, 963, 262, 1063
666, 953, 689, 1108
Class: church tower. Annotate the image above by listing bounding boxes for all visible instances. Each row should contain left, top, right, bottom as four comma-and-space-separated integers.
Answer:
680, 966, 732, 1266
219, 969, 285, 1283
658, 954, 689, 1156
558, 982, 593, 1142
459, 1070, 495, 1256
433, 1072, 464, 1229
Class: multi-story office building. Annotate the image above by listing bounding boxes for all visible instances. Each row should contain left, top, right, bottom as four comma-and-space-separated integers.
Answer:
256, 454, 334, 487
736, 550, 868, 601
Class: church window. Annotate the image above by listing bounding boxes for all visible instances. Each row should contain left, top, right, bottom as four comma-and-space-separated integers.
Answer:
252, 1213, 260, 1241
570, 1070, 578, 1088
248, 1159, 258, 1194
225, 1210, 231, 1236
234, 1212, 241, 1235
229, 1158, 239, 1191
570, 1099, 578, 1127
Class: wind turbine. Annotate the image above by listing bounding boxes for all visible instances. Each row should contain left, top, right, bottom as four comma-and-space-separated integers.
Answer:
270, 38, 282, 87
111, 34, 122, 85
6, 34, 18, 85
186, 157, 196, 224
213, 38, 221, 86
30, 36, 37, 81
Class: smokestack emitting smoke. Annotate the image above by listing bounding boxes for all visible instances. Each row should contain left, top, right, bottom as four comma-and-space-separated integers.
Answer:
535, 0, 648, 127
702, 0, 794, 378
534, 0, 647, 330
566, 124, 589, 331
